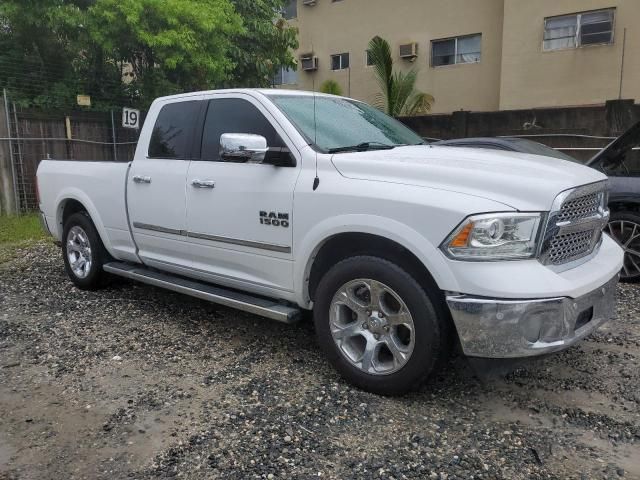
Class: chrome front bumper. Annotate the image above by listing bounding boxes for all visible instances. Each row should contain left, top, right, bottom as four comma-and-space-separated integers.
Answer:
446, 274, 619, 358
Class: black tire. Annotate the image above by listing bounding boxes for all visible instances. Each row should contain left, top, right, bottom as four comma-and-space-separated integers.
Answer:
607, 210, 640, 282
61, 212, 110, 290
313, 255, 449, 395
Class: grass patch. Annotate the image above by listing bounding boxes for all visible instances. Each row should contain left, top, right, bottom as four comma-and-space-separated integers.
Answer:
0, 214, 46, 244
0, 214, 49, 263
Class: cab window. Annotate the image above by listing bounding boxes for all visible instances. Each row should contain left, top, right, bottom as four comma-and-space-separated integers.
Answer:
201, 98, 286, 162
148, 101, 202, 159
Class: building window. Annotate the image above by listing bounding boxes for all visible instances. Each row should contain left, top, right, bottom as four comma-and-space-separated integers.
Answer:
365, 50, 374, 66
544, 8, 615, 51
330, 53, 350, 70
281, 0, 297, 20
431, 34, 481, 67
273, 66, 298, 86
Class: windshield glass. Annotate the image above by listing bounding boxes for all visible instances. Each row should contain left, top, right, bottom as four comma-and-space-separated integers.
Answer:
269, 94, 425, 152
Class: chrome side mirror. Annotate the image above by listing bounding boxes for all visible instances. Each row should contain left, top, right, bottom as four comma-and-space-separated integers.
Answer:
220, 133, 269, 163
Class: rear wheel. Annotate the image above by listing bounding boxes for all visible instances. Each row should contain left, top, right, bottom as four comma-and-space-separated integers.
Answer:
606, 211, 640, 282
313, 256, 448, 395
62, 212, 110, 290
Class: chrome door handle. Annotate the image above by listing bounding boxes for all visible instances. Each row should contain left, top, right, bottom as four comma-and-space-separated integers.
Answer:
191, 179, 216, 189
132, 175, 152, 184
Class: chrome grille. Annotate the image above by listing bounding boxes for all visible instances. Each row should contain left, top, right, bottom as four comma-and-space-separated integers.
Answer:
540, 182, 608, 267
557, 192, 601, 223
547, 230, 595, 265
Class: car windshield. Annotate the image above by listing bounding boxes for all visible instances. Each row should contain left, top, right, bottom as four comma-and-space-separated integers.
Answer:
507, 138, 578, 162
269, 94, 425, 152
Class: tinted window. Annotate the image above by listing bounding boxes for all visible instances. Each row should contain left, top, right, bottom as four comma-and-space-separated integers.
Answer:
148, 101, 202, 159
201, 98, 285, 161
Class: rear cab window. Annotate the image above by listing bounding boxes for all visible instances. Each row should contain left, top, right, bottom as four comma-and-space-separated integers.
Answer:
148, 101, 202, 159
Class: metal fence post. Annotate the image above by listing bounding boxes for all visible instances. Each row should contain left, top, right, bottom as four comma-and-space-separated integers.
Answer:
0, 88, 18, 215
110, 110, 118, 162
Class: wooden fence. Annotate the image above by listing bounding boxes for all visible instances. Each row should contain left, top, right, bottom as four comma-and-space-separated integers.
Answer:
0, 94, 142, 214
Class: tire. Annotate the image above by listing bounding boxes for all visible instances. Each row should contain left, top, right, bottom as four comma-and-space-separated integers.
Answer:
61, 212, 110, 290
313, 255, 448, 395
606, 211, 640, 282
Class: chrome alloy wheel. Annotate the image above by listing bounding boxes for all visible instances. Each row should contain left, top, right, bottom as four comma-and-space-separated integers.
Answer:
66, 226, 92, 279
329, 279, 416, 375
606, 220, 640, 279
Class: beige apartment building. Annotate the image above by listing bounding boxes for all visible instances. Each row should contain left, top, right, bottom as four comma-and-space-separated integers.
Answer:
277, 0, 640, 114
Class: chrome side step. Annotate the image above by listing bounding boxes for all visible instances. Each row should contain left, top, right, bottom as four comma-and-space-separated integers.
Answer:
103, 262, 301, 324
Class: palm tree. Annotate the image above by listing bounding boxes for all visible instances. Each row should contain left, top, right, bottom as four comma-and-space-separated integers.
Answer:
319, 79, 343, 96
367, 36, 434, 117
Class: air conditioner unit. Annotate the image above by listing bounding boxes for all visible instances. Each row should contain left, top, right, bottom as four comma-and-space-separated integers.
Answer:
302, 0, 316, 6
399, 43, 418, 60
300, 54, 319, 71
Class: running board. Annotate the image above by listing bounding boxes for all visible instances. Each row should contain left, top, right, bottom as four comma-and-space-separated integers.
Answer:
103, 262, 301, 324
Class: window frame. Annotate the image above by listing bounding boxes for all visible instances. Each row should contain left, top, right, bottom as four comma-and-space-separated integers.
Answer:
430, 33, 482, 68
330, 52, 350, 71
273, 66, 298, 86
543, 8, 615, 52
365, 49, 374, 67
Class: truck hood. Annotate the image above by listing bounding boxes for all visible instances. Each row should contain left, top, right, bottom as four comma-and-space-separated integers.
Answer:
331, 145, 606, 211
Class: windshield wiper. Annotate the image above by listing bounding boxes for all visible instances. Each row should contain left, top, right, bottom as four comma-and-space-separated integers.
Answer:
328, 142, 396, 154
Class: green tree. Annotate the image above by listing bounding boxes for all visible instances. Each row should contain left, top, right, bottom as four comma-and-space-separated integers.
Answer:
88, 0, 243, 106
0, 0, 300, 110
226, 0, 298, 88
0, 0, 91, 108
367, 36, 434, 117
319, 79, 343, 96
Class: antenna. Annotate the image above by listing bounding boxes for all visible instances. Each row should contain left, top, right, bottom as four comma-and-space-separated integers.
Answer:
312, 53, 320, 191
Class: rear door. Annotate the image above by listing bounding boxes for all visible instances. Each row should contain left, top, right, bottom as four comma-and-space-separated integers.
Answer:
127, 97, 204, 268
184, 94, 301, 294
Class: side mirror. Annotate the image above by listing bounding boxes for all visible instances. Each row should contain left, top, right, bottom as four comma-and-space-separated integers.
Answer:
220, 133, 269, 163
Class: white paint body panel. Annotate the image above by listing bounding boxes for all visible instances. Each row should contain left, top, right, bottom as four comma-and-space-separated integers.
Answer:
36, 89, 623, 310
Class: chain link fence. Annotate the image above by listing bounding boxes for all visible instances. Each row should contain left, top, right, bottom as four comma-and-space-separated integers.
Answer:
0, 88, 145, 214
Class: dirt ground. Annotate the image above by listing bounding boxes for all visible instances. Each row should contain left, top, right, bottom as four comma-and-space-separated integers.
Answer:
1, 242, 639, 479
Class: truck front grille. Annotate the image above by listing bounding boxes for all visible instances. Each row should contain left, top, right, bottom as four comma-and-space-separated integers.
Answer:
557, 192, 601, 223
540, 182, 609, 267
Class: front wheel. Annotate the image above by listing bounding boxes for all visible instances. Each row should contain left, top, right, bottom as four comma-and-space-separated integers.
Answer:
313, 256, 448, 395
606, 211, 640, 282
62, 212, 110, 290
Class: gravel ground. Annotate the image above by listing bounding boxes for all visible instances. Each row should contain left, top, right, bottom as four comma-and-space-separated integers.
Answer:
1, 241, 639, 480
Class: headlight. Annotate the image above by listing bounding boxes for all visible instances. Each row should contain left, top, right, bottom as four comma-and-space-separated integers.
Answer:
442, 213, 543, 261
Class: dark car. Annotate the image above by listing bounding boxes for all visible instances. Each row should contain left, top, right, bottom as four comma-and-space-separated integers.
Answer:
435, 124, 640, 281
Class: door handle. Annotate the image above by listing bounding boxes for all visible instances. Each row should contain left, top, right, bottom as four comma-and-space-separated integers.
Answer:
191, 179, 216, 189
132, 175, 152, 184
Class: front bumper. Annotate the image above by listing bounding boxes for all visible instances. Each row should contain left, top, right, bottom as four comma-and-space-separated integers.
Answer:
446, 274, 618, 358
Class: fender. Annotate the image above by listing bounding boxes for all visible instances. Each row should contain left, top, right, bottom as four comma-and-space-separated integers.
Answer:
293, 214, 460, 308
54, 188, 118, 259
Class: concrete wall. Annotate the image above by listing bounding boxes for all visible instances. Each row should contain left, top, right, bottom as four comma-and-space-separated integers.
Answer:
499, 0, 640, 110
400, 99, 640, 161
293, 0, 505, 114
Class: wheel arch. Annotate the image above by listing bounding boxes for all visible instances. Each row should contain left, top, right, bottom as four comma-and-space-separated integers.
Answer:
295, 216, 458, 309
55, 190, 115, 257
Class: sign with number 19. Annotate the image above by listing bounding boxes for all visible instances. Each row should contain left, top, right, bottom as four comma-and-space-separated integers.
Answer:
122, 108, 140, 129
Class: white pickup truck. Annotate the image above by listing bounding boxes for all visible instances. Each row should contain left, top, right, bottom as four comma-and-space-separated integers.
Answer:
37, 89, 624, 394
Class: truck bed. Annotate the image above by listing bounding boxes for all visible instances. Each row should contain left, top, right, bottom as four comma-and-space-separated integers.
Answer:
37, 160, 137, 261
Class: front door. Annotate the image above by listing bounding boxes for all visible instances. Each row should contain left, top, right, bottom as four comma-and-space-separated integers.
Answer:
184, 95, 301, 294
127, 98, 203, 268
